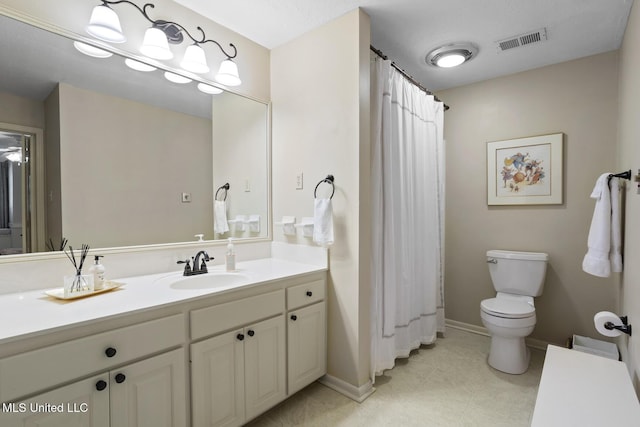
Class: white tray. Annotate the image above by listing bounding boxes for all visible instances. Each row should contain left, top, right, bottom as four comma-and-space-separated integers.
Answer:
45, 281, 125, 300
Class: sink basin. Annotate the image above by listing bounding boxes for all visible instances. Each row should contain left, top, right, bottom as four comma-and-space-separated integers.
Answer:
166, 272, 249, 290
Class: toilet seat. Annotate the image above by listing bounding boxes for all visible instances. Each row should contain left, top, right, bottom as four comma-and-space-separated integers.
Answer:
481, 298, 535, 319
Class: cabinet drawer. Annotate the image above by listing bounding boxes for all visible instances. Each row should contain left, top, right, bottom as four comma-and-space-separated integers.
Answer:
0, 314, 184, 402
191, 290, 284, 340
287, 280, 325, 310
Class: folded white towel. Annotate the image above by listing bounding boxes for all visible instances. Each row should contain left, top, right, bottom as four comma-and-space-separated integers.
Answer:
313, 198, 334, 247
582, 173, 622, 277
214, 200, 229, 234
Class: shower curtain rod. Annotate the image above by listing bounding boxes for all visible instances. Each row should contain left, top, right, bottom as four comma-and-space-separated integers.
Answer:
370, 45, 449, 111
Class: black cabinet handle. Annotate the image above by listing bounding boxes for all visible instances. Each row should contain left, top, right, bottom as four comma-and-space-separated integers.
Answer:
95, 380, 107, 391
114, 373, 126, 384
306, 291, 313, 297
291, 315, 297, 321
247, 330, 255, 337
237, 333, 245, 341
105, 347, 117, 358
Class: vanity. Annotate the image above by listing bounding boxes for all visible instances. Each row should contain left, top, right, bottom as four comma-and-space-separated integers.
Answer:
0, 256, 327, 427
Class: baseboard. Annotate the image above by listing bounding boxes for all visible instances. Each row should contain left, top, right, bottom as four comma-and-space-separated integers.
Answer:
445, 318, 550, 351
318, 374, 376, 403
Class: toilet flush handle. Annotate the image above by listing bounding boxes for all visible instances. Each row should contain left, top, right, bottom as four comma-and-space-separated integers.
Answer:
487, 258, 498, 264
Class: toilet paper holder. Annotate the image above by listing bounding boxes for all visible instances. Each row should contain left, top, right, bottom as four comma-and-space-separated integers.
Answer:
604, 315, 632, 336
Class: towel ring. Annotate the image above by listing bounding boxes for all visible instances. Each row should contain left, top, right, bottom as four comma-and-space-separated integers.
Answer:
608, 170, 631, 183
314, 175, 335, 200
215, 183, 230, 201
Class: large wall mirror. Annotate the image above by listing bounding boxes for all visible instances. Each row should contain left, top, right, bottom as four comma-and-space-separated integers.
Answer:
0, 12, 270, 257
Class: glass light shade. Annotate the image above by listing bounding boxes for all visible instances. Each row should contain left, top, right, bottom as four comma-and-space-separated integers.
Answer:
124, 58, 157, 72
140, 27, 173, 60
181, 44, 209, 74
164, 71, 191, 84
436, 53, 466, 68
197, 83, 223, 95
86, 5, 126, 43
6, 152, 21, 163
73, 41, 113, 58
215, 59, 241, 86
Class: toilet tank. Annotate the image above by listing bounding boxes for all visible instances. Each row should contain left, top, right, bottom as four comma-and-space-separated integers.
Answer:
487, 250, 549, 297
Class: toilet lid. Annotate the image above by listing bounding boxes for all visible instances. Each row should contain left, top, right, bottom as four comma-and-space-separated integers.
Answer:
481, 298, 535, 319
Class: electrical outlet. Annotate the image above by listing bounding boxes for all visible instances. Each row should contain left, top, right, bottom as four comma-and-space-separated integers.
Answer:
296, 172, 304, 190
181, 192, 192, 203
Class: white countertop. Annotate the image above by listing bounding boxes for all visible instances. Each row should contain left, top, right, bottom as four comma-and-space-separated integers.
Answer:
531, 345, 640, 426
0, 258, 325, 345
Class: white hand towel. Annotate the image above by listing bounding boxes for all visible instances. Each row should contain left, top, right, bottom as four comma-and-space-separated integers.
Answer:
609, 177, 623, 273
214, 200, 229, 234
582, 173, 612, 277
313, 198, 334, 247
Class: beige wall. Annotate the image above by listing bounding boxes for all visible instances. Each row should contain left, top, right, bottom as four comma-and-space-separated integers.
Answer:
0, 0, 270, 102
617, 0, 640, 392
271, 9, 372, 389
0, 91, 45, 129
438, 51, 620, 346
55, 83, 213, 247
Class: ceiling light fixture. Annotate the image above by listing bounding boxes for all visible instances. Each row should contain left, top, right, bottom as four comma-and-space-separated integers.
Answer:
426, 43, 478, 68
84, 1, 241, 84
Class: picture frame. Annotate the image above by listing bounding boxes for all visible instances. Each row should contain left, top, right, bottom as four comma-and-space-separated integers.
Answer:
487, 133, 563, 205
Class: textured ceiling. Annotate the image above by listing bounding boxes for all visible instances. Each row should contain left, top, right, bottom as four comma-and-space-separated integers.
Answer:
174, 0, 633, 90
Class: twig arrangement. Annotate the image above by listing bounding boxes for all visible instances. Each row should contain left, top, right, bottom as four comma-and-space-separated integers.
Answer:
64, 244, 91, 292
46, 237, 68, 252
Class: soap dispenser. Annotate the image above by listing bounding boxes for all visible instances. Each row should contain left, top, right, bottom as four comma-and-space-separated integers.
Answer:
89, 255, 106, 290
226, 238, 236, 271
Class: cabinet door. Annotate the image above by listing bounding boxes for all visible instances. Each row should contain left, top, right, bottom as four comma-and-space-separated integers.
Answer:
191, 330, 245, 427
244, 315, 286, 421
288, 302, 327, 394
0, 374, 109, 427
109, 348, 187, 427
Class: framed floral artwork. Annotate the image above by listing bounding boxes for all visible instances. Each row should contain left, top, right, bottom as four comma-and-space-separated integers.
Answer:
487, 133, 563, 205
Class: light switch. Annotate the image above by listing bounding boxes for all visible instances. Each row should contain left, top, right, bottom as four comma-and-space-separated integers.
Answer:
296, 172, 304, 190
181, 192, 192, 203
244, 178, 251, 192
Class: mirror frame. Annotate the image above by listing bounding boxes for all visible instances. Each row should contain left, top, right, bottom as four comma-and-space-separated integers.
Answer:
0, 7, 272, 264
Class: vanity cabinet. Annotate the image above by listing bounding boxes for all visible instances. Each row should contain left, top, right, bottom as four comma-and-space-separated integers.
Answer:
2, 348, 186, 427
190, 290, 286, 427
0, 314, 187, 427
286, 279, 327, 394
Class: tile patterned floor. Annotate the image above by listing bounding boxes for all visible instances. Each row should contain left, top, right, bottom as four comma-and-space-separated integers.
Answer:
247, 327, 545, 427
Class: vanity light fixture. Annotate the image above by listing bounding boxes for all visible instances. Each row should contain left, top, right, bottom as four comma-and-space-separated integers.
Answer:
84, 1, 241, 84
73, 41, 113, 58
124, 58, 156, 72
426, 42, 478, 68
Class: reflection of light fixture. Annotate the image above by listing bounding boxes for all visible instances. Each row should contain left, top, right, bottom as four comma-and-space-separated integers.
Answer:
86, 4, 126, 43
215, 59, 241, 86
197, 83, 222, 95
84, 1, 240, 84
6, 152, 21, 163
425, 43, 478, 68
124, 58, 156, 72
73, 41, 113, 58
164, 71, 191, 84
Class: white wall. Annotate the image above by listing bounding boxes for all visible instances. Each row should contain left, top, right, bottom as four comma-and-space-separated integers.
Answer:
617, 0, 640, 393
271, 9, 372, 392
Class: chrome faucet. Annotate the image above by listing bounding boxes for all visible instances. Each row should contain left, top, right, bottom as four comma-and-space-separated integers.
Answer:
177, 251, 213, 276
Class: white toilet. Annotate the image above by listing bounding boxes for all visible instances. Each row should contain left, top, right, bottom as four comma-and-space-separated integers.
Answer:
480, 250, 549, 374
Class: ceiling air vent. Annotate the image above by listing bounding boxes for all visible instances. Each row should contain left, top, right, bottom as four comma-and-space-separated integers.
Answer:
496, 28, 547, 52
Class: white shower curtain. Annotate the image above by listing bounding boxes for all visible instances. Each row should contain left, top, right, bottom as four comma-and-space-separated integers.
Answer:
370, 57, 445, 378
